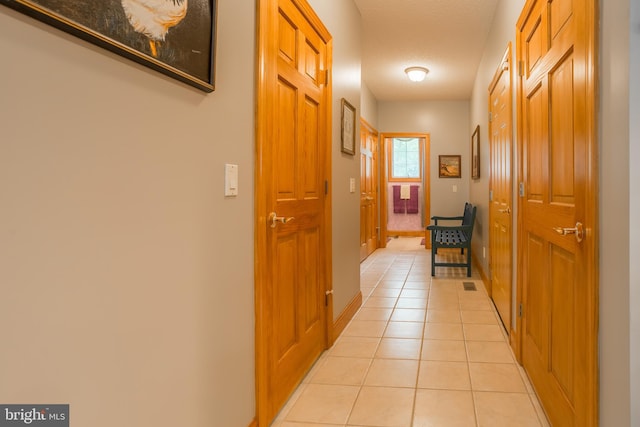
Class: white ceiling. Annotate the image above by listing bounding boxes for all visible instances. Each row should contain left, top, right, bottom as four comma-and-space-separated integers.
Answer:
353, 0, 500, 101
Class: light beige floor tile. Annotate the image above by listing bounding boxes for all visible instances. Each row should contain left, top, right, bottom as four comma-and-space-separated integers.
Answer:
474, 391, 542, 427
469, 362, 526, 392
377, 280, 405, 289
417, 360, 471, 390
466, 341, 515, 363
285, 384, 360, 425
363, 297, 398, 308
427, 299, 460, 310
430, 281, 464, 293
364, 358, 419, 387
371, 288, 402, 298
423, 323, 464, 340
395, 297, 427, 309
428, 292, 460, 303
342, 320, 388, 338
421, 339, 467, 361
375, 338, 422, 360
383, 321, 424, 339
427, 309, 462, 323
458, 298, 493, 311
390, 308, 426, 322
400, 288, 429, 298
354, 307, 394, 321
403, 281, 430, 289
361, 287, 375, 298
463, 323, 506, 341
308, 356, 371, 385
460, 310, 498, 324
382, 272, 409, 279
413, 389, 476, 427
278, 422, 342, 427
347, 386, 415, 427
330, 336, 380, 358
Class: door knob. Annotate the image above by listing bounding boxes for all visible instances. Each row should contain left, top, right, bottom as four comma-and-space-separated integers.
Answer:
269, 212, 295, 228
553, 222, 584, 243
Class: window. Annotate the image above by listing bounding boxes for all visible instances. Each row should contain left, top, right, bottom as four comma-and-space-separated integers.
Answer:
390, 138, 422, 180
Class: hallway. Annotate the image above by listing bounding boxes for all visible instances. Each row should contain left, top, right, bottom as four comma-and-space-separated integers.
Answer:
272, 237, 550, 426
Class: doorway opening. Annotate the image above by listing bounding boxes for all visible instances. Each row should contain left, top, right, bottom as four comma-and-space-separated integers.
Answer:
380, 133, 431, 248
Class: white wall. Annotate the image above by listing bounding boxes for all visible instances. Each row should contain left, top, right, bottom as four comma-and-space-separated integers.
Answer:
0, 2, 256, 426
600, 0, 633, 425
630, 2, 640, 424
361, 82, 379, 128
378, 101, 470, 219
307, 0, 363, 321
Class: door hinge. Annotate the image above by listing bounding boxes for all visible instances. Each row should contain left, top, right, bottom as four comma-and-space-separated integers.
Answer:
519, 182, 525, 197
325, 289, 333, 306
519, 303, 524, 317
319, 69, 329, 85
518, 60, 524, 77
325, 180, 328, 195
489, 189, 494, 201
489, 112, 493, 122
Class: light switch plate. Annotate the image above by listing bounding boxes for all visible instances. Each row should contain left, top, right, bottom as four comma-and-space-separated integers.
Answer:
225, 164, 238, 196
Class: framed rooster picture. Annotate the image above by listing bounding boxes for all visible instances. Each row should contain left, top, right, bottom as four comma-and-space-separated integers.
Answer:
0, 0, 217, 92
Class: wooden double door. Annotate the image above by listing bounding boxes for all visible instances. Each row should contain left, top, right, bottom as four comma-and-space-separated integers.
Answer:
517, 0, 598, 425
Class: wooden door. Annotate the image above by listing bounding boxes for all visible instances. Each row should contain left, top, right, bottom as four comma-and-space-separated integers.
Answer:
489, 45, 513, 333
517, 0, 598, 425
256, 0, 332, 425
360, 119, 378, 261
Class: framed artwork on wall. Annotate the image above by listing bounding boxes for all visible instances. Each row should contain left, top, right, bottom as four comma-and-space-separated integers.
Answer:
0, 0, 217, 92
340, 98, 356, 155
471, 125, 480, 179
439, 155, 461, 178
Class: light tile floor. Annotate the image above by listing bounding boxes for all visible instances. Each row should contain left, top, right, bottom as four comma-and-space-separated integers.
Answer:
272, 237, 550, 427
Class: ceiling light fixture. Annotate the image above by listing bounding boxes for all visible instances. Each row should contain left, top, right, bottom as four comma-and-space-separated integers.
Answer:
404, 66, 429, 82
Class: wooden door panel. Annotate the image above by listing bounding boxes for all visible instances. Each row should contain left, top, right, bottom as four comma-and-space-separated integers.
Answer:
524, 232, 547, 358
550, 0, 573, 40
278, 12, 297, 65
256, 0, 331, 424
525, 84, 546, 202
275, 233, 298, 357
301, 96, 320, 197
302, 227, 321, 330
517, 0, 597, 424
549, 55, 575, 205
276, 79, 298, 197
489, 46, 513, 331
550, 243, 575, 401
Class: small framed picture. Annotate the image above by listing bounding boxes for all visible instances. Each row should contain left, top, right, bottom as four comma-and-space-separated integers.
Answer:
341, 98, 356, 155
439, 155, 461, 178
471, 125, 480, 179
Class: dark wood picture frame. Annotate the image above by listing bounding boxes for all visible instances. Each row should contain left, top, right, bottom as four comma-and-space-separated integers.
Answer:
471, 125, 480, 179
341, 98, 356, 155
0, 0, 217, 92
438, 155, 461, 178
